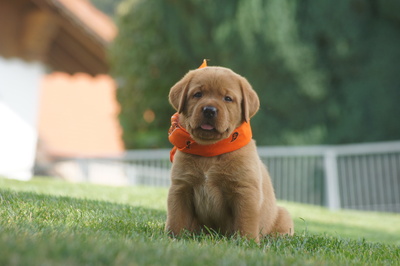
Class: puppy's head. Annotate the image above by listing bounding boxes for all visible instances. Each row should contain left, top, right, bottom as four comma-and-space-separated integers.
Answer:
169, 66, 260, 145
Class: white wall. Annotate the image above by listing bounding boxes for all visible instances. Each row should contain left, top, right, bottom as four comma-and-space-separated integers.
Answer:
0, 57, 45, 180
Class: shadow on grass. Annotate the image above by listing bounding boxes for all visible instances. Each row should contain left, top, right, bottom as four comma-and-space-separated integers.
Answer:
2, 189, 399, 265
3, 187, 399, 245
1, 188, 167, 238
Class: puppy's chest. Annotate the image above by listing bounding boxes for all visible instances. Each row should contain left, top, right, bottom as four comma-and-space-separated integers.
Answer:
192, 172, 232, 219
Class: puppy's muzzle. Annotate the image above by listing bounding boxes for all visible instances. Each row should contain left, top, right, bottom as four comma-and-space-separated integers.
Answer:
203, 106, 218, 118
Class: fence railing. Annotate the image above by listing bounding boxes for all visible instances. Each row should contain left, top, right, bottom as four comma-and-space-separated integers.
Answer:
69, 141, 400, 213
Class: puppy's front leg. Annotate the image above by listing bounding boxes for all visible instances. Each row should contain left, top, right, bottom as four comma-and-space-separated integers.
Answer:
232, 192, 261, 242
165, 184, 198, 236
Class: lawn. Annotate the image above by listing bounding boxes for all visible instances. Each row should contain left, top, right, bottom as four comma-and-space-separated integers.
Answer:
1, 177, 399, 265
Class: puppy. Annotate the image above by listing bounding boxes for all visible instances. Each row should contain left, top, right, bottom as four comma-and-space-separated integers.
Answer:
166, 66, 294, 242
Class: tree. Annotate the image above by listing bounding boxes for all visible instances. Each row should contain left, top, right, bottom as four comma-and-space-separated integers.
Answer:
111, 0, 244, 148
90, 0, 121, 17
111, 0, 400, 149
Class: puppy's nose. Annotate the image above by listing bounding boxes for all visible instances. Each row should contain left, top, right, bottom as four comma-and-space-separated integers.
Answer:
203, 106, 218, 118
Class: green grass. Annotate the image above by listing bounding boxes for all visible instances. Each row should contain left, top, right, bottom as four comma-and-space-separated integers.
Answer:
1, 177, 399, 265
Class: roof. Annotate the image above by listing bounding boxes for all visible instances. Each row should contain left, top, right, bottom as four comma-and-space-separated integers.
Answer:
0, 0, 117, 75
35, 0, 116, 44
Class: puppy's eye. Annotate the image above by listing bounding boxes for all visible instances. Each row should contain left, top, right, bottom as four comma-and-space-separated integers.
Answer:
224, 96, 233, 102
193, 92, 203, 98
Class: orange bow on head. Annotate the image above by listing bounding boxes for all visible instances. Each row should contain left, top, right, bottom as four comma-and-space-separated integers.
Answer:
198, 59, 208, 68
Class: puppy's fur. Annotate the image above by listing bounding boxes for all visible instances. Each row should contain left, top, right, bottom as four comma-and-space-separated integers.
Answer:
166, 66, 294, 241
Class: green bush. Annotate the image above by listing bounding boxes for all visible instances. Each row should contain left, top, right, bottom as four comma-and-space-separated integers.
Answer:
111, 0, 400, 149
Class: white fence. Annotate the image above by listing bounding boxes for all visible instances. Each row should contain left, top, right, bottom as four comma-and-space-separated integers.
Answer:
258, 142, 400, 213
69, 141, 400, 213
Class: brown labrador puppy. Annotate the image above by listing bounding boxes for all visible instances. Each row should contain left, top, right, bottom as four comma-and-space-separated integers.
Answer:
166, 66, 294, 242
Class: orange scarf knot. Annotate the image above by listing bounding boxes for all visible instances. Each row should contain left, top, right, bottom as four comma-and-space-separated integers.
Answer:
168, 113, 252, 162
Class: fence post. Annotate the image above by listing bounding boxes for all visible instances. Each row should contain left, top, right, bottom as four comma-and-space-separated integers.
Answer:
76, 158, 90, 182
323, 149, 341, 210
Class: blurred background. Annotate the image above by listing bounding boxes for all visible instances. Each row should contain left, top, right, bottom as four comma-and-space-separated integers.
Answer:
0, 0, 399, 212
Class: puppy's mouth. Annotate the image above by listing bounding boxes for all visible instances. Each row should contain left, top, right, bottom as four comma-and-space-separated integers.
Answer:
200, 123, 215, 131
188, 121, 230, 144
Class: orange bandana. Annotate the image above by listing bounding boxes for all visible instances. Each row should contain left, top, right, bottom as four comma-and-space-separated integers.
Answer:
168, 113, 252, 162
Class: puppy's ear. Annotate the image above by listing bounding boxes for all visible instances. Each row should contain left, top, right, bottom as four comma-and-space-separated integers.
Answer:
169, 72, 193, 113
240, 77, 260, 122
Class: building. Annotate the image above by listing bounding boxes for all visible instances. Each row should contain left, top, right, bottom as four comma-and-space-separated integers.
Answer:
0, 0, 123, 180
